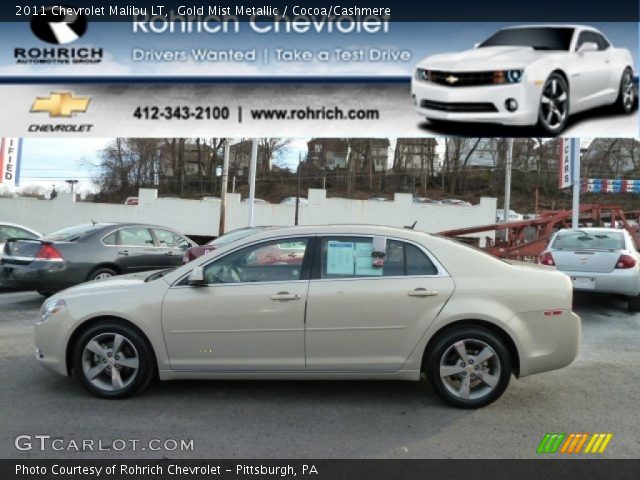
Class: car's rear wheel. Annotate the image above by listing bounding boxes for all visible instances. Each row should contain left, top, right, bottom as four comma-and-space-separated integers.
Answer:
627, 293, 640, 312
614, 68, 635, 114
72, 321, 156, 398
88, 267, 117, 281
537, 73, 570, 135
425, 327, 511, 408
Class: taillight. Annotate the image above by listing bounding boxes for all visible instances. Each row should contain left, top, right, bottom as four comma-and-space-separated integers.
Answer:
35, 244, 63, 261
539, 252, 555, 266
615, 254, 636, 269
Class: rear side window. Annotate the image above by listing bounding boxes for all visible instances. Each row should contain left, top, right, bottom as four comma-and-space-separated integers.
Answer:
552, 231, 625, 250
0, 226, 38, 242
118, 228, 154, 247
102, 232, 117, 246
319, 237, 437, 279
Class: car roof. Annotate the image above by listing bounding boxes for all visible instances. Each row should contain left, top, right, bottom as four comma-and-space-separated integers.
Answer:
0, 222, 42, 236
229, 224, 429, 241
556, 227, 627, 234
502, 24, 593, 30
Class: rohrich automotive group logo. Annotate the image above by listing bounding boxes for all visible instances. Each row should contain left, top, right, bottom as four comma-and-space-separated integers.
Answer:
31, 5, 87, 44
14, 4, 102, 65
537, 432, 613, 454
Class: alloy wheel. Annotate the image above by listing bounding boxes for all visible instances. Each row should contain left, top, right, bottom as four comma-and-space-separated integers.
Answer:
622, 70, 634, 111
94, 272, 113, 280
540, 78, 568, 131
439, 339, 501, 401
81, 332, 140, 392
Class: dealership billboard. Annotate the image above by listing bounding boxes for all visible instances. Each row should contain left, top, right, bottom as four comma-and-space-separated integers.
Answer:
0, 137, 22, 187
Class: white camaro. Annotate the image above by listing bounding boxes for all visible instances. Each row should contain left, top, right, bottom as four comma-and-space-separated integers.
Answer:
412, 25, 636, 134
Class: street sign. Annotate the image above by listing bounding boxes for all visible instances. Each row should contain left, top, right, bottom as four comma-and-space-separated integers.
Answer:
558, 138, 572, 189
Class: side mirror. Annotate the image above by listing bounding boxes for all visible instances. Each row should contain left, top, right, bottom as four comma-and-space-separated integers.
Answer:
188, 266, 205, 286
578, 42, 598, 54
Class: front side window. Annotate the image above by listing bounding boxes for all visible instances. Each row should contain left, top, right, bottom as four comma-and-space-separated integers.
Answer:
576, 31, 609, 51
118, 227, 154, 247
319, 237, 437, 279
152, 229, 189, 249
203, 238, 309, 284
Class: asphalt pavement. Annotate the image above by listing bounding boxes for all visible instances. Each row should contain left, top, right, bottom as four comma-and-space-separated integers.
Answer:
0, 290, 639, 459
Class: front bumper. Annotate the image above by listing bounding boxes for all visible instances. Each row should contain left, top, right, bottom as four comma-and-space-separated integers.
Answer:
411, 77, 541, 126
508, 310, 581, 378
34, 306, 74, 376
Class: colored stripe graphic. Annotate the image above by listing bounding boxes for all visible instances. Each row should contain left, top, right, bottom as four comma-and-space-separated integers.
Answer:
538, 433, 613, 454
537, 433, 566, 453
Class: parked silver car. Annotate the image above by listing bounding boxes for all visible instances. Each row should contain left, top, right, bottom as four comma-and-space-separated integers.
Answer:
34, 225, 580, 408
540, 228, 640, 310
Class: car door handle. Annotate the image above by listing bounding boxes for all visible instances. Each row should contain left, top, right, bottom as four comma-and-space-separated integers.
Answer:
118, 250, 129, 256
270, 292, 302, 301
408, 288, 438, 297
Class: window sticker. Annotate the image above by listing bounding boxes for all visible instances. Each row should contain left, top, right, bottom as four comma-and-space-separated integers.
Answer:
326, 241, 355, 275
355, 242, 383, 276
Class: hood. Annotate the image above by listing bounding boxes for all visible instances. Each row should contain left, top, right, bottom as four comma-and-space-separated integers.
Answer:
418, 46, 544, 70
56, 270, 164, 296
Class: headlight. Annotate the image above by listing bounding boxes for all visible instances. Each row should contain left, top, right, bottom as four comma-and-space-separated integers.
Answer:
415, 68, 430, 82
39, 299, 66, 324
493, 69, 524, 84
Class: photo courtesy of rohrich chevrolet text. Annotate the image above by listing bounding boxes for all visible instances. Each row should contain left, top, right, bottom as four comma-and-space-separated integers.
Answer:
0, 1, 639, 479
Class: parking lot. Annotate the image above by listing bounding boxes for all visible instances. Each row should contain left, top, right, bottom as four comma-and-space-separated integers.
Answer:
1, 290, 639, 459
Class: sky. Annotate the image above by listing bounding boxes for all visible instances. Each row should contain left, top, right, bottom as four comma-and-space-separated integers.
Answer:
1, 137, 312, 196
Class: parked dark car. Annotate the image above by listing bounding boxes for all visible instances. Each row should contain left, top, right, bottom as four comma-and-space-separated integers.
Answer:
182, 226, 279, 264
1, 222, 195, 296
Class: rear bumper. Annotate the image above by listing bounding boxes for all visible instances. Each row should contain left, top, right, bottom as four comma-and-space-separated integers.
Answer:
0, 261, 79, 291
411, 77, 541, 126
509, 310, 581, 378
558, 269, 640, 297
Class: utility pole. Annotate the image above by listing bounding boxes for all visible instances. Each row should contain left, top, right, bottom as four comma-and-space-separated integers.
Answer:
248, 139, 258, 227
503, 138, 513, 240
65, 179, 79, 202
218, 139, 230, 236
571, 138, 581, 229
295, 152, 301, 226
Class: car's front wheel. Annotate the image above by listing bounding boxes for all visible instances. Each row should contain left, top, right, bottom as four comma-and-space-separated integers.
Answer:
72, 321, 156, 398
537, 73, 570, 135
425, 327, 512, 408
614, 67, 635, 114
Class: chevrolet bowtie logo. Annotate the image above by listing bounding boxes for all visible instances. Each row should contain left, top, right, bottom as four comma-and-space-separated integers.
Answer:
445, 75, 459, 84
31, 92, 91, 117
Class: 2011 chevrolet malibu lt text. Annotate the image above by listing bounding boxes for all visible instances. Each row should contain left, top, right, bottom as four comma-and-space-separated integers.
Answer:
411, 25, 636, 134
34, 225, 581, 408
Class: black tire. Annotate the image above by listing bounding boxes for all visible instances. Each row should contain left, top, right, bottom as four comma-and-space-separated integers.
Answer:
425, 327, 512, 408
537, 73, 570, 135
37, 290, 54, 297
87, 266, 118, 282
628, 294, 640, 312
72, 321, 156, 399
613, 67, 635, 114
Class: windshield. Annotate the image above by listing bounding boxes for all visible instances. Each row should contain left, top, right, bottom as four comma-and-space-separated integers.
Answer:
479, 27, 575, 51
44, 224, 107, 242
552, 231, 625, 250
208, 227, 268, 247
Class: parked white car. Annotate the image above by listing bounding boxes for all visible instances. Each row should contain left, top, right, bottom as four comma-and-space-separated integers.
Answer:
280, 197, 308, 206
34, 225, 580, 408
540, 228, 640, 310
412, 25, 636, 134
0, 222, 41, 254
496, 209, 524, 222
